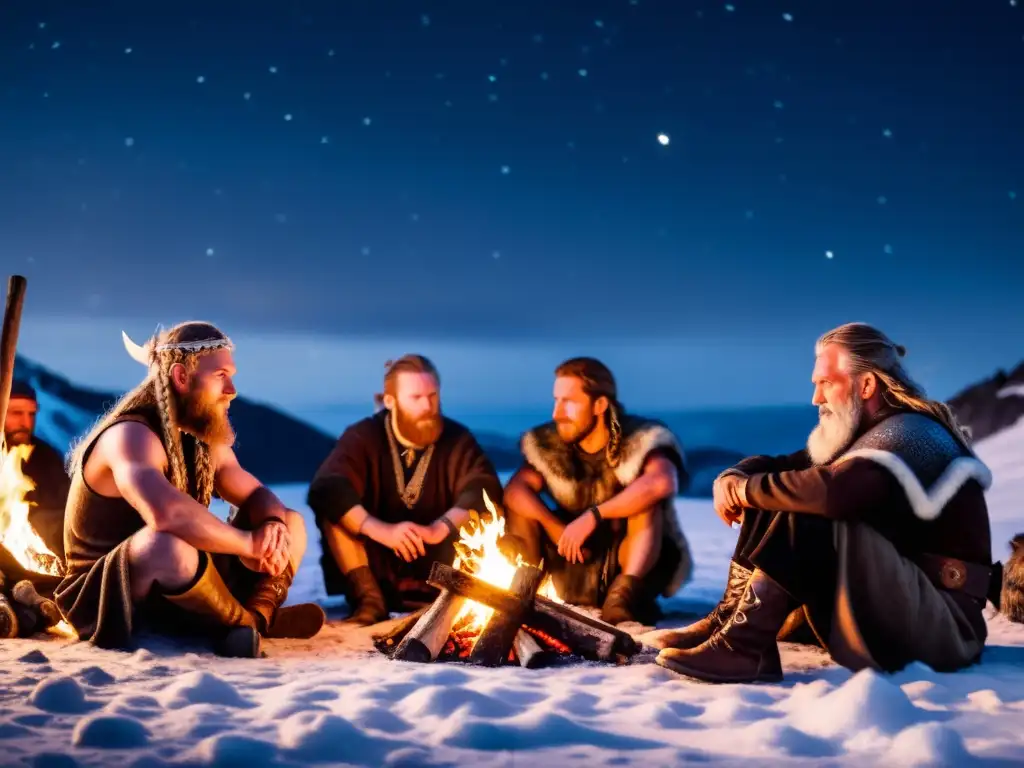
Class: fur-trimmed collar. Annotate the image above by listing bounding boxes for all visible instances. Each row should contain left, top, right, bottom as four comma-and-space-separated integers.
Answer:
519, 415, 692, 597
520, 415, 685, 511
836, 411, 992, 521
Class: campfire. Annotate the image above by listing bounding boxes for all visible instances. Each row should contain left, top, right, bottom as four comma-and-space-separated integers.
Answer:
375, 492, 639, 668
0, 442, 76, 639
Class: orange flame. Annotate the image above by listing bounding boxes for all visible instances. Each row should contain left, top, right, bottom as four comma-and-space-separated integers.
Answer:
451, 490, 561, 635
0, 443, 76, 638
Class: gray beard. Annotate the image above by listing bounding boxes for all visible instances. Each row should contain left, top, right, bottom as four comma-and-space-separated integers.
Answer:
807, 397, 864, 466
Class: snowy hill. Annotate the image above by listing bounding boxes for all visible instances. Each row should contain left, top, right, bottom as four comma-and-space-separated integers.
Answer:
949, 359, 1024, 443
0, 416, 1022, 765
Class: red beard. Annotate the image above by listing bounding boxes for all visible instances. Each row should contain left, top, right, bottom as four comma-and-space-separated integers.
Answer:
395, 407, 443, 447
179, 388, 236, 447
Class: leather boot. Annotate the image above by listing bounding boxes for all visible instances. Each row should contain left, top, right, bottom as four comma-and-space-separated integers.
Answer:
656, 569, 791, 683
244, 562, 326, 640
601, 574, 654, 625
344, 565, 389, 626
162, 553, 261, 658
656, 560, 752, 649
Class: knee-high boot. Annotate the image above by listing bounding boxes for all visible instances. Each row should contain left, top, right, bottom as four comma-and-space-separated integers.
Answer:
162, 552, 261, 658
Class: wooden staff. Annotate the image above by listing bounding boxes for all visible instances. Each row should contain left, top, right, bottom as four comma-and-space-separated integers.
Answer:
0, 275, 28, 437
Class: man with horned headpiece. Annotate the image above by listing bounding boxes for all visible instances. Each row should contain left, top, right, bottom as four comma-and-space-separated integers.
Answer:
307, 354, 503, 625
654, 323, 1001, 683
502, 357, 693, 626
53, 322, 325, 657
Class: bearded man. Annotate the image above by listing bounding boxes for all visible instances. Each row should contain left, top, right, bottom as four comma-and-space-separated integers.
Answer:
307, 354, 503, 625
656, 322, 999, 683
54, 322, 325, 658
502, 357, 692, 626
2, 380, 70, 562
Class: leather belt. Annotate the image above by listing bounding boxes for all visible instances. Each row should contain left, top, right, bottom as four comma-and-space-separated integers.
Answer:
915, 553, 991, 603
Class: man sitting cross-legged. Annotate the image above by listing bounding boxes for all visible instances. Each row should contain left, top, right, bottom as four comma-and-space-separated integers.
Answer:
307, 354, 504, 625
502, 357, 693, 625
54, 322, 325, 658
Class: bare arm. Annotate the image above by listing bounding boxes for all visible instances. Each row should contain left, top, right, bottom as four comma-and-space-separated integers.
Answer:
101, 422, 254, 558
503, 465, 565, 541
593, 454, 678, 519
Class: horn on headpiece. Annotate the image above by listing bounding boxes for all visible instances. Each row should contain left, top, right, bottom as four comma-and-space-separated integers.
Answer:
122, 331, 152, 366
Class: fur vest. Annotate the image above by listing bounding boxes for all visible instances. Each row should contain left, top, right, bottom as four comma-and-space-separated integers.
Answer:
520, 415, 693, 597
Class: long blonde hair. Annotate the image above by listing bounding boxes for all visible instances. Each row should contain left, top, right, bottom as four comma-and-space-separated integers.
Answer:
816, 322, 972, 448
67, 321, 229, 506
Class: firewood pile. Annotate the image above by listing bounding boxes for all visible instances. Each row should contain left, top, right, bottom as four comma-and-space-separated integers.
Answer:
374, 561, 639, 668
0, 566, 63, 638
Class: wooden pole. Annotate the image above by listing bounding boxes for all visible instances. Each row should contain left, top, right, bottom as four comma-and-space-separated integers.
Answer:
467, 564, 543, 667
0, 275, 28, 440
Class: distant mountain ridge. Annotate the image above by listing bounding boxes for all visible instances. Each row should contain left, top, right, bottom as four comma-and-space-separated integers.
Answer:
13, 354, 339, 486
10, 355, 748, 496
948, 360, 1024, 443
18, 353, 1019, 498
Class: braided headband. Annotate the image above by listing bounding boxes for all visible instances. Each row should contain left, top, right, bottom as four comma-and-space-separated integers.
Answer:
122, 330, 234, 366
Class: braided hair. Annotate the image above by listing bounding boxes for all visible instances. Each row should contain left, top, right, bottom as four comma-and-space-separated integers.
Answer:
554, 356, 625, 465
68, 321, 230, 506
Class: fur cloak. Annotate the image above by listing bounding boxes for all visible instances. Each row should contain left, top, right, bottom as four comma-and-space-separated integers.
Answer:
520, 415, 693, 597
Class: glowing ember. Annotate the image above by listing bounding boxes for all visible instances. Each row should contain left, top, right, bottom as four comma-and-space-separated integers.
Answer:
451, 490, 561, 639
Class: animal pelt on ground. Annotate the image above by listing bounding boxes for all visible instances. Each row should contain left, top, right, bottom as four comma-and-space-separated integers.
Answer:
1000, 534, 1024, 624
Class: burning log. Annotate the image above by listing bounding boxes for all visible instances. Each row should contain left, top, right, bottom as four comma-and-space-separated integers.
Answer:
513, 628, 558, 669
372, 606, 428, 655
392, 589, 468, 663
530, 593, 638, 661
426, 562, 639, 663
467, 564, 543, 667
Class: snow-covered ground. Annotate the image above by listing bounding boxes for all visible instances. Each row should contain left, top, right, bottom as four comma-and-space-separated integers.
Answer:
1, 426, 1023, 766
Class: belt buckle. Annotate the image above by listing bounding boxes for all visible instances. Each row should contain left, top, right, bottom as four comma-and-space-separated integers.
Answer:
940, 558, 967, 590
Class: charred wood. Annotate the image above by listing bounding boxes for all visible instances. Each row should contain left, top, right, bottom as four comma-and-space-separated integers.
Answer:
467, 565, 542, 667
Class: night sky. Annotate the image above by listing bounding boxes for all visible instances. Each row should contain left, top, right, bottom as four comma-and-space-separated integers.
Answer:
2, 1, 1022, 410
